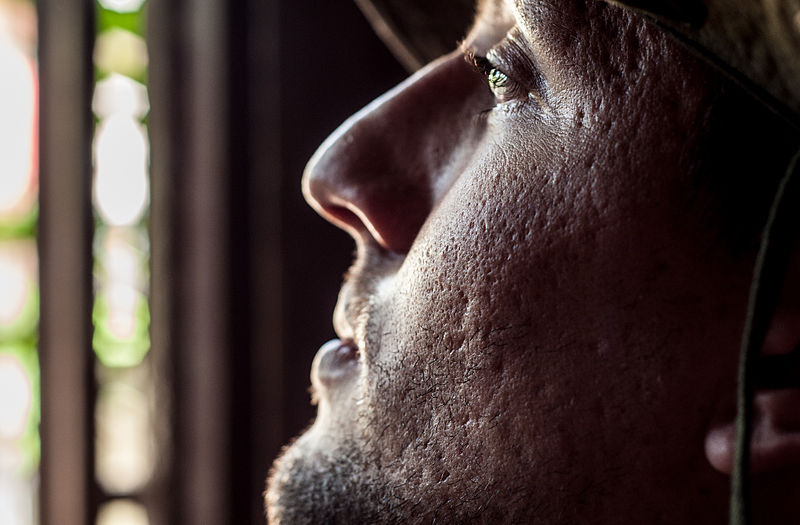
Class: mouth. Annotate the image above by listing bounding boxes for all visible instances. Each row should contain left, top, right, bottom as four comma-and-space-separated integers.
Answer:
311, 338, 360, 389
313, 282, 366, 392
333, 289, 356, 342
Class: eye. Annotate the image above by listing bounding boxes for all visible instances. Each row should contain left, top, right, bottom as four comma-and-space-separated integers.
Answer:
465, 52, 522, 104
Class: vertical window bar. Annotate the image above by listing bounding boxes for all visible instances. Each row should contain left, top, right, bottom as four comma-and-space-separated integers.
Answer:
176, 1, 232, 521
144, 0, 177, 522
148, 0, 232, 522
38, 0, 96, 524
239, 0, 284, 521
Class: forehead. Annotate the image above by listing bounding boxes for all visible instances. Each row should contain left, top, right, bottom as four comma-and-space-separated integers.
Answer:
476, 0, 563, 24
467, 0, 516, 46
471, 0, 596, 49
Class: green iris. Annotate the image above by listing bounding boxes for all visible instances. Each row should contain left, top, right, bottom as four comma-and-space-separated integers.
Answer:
487, 68, 509, 90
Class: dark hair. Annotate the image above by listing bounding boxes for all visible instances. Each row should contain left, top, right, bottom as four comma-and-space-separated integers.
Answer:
693, 82, 800, 254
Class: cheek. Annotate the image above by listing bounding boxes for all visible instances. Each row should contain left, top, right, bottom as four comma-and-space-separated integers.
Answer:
394, 137, 601, 338
362, 141, 596, 443
362, 124, 749, 469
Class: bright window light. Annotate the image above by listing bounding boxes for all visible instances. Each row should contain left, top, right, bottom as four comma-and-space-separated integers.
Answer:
98, 0, 146, 14
95, 380, 154, 494
0, 354, 32, 441
93, 73, 149, 120
94, 28, 148, 78
0, 30, 36, 216
0, 244, 36, 333
97, 499, 150, 525
93, 115, 150, 226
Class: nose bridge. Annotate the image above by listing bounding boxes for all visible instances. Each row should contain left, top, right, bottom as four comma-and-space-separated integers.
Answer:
303, 51, 480, 253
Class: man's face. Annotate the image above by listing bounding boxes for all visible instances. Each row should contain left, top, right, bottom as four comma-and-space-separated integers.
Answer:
267, 0, 750, 522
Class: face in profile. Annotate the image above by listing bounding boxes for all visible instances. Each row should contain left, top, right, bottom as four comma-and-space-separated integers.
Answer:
267, 0, 799, 523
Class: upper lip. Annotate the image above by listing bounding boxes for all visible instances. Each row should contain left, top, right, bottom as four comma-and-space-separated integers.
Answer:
330, 243, 398, 348
333, 282, 357, 342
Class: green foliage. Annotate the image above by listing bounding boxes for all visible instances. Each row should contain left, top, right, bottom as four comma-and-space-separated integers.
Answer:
95, 2, 148, 84
0, 204, 37, 239
96, 3, 146, 37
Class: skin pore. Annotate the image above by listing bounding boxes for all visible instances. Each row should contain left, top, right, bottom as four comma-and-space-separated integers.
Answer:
267, 0, 795, 523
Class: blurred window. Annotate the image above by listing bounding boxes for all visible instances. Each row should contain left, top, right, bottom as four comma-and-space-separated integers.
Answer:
92, 2, 155, 523
0, 1, 158, 523
0, 2, 40, 524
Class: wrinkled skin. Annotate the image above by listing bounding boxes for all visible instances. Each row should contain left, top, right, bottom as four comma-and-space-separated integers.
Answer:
267, 0, 798, 523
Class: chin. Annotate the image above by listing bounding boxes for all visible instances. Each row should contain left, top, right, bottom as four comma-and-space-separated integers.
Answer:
265, 429, 384, 524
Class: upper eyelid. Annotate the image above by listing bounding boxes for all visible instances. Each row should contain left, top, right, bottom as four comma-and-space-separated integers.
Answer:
484, 39, 513, 72
463, 48, 496, 78
463, 52, 529, 111
461, 41, 515, 87
462, 29, 543, 84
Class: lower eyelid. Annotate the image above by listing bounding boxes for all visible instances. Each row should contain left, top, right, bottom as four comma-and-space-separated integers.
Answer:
494, 79, 527, 104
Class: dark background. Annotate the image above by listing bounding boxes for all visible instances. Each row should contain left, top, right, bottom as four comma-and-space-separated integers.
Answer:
277, 1, 406, 438
230, 2, 408, 523
226, 2, 408, 522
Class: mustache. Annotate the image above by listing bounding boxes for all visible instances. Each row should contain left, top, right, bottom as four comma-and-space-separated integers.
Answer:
336, 242, 404, 345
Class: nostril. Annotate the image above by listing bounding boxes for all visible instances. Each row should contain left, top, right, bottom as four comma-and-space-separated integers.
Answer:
326, 205, 360, 226
302, 173, 364, 237
324, 204, 370, 239
328, 199, 428, 254
305, 169, 431, 253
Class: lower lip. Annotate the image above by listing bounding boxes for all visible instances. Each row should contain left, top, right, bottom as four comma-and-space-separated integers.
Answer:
311, 338, 360, 387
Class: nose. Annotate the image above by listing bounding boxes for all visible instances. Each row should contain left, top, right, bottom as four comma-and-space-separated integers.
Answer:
302, 50, 485, 253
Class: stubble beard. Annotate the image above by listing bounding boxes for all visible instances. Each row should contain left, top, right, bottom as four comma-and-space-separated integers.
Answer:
266, 244, 532, 524
266, 433, 389, 524
265, 342, 533, 525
